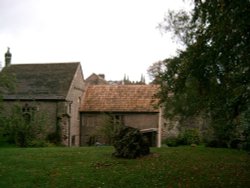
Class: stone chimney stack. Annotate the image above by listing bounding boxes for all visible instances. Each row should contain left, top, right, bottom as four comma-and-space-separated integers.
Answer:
98, 74, 105, 79
5, 47, 12, 67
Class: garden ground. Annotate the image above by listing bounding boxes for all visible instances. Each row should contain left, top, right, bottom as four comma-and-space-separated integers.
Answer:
0, 146, 249, 187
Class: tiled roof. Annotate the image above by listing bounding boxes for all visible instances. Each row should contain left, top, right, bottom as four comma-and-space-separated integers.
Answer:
80, 85, 159, 112
1, 62, 80, 100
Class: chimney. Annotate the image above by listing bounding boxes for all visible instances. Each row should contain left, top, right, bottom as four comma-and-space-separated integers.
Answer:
5, 47, 12, 67
98, 74, 105, 79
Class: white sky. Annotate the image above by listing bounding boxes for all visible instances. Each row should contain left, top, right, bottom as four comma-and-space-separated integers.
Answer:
0, 0, 191, 82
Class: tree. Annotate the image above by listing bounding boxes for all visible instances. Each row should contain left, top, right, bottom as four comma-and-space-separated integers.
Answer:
1, 104, 48, 147
147, 60, 166, 84
0, 71, 14, 101
0, 67, 49, 147
98, 114, 123, 145
157, 0, 250, 148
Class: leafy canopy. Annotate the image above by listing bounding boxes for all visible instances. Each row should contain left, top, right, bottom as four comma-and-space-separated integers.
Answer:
156, 0, 250, 145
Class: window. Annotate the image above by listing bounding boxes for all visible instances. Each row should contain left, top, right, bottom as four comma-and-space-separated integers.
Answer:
22, 103, 36, 124
111, 114, 124, 125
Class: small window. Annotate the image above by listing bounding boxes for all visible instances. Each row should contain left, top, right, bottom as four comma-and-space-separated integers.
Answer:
22, 104, 36, 124
111, 114, 124, 125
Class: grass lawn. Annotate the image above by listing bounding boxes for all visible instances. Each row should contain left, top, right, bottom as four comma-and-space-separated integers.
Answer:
0, 146, 249, 188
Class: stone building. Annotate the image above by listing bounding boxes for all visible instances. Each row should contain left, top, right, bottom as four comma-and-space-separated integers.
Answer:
1, 61, 84, 146
1, 49, 174, 147
79, 84, 161, 146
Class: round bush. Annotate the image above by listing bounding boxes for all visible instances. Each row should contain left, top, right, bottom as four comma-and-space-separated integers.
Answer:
164, 137, 179, 147
180, 129, 201, 145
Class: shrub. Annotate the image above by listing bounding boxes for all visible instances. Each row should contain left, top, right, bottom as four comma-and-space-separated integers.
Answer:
179, 129, 201, 145
46, 132, 61, 145
244, 137, 250, 151
164, 137, 179, 147
113, 126, 150, 159
230, 139, 243, 149
242, 119, 250, 151
29, 140, 48, 147
1, 105, 48, 147
98, 114, 123, 145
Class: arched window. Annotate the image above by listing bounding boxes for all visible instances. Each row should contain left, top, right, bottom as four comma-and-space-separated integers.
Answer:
22, 103, 36, 124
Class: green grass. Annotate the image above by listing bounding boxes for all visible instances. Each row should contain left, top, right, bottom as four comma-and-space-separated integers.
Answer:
0, 146, 249, 188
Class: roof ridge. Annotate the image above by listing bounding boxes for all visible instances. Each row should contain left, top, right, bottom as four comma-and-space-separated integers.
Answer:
8, 62, 80, 66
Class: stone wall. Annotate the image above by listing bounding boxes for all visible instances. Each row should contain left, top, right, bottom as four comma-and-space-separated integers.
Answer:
161, 117, 180, 140
160, 114, 209, 141
1, 100, 65, 134
80, 112, 159, 146
65, 65, 85, 146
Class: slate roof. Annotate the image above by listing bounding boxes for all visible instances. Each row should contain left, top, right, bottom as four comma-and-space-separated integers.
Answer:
1, 62, 80, 100
80, 85, 159, 112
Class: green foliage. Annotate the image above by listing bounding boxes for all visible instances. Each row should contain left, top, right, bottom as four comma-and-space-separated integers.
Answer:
46, 118, 62, 145
113, 126, 150, 159
156, 0, 250, 149
147, 61, 166, 83
179, 129, 201, 145
164, 129, 201, 147
0, 71, 15, 95
164, 137, 180, 147
29, 140, 49, 147
0, 105, 48, 147
241, 107, 250, 150
98, 114, 123, 145
0, 71, 15, 111
46, 132, 61, 145
203, 109, 250, 149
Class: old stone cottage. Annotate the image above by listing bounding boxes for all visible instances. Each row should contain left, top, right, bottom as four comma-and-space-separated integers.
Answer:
1, 60, 84, 146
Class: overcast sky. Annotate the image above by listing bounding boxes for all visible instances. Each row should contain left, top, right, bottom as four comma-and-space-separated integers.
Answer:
0, 0, 191, 82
